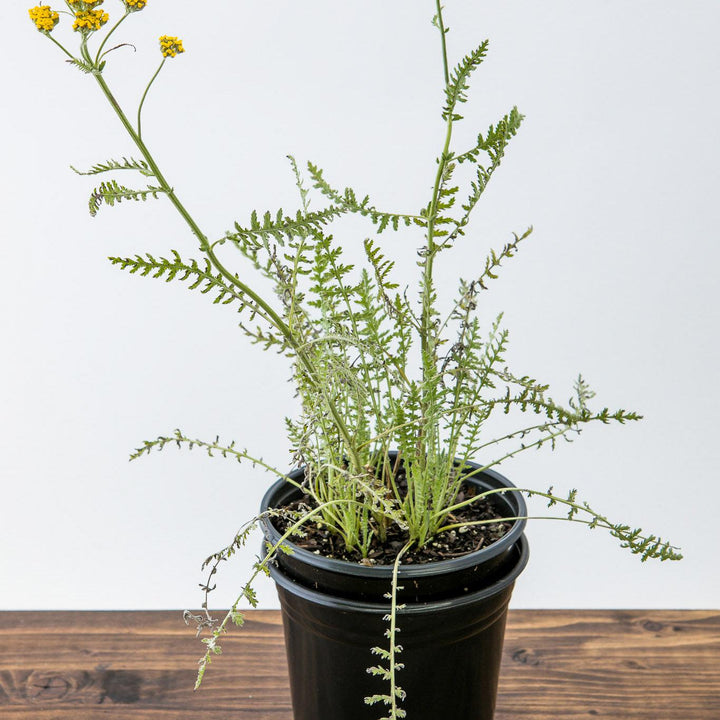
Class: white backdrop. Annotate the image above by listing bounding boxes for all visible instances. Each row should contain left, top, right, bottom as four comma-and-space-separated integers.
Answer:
2, 0, 718, 610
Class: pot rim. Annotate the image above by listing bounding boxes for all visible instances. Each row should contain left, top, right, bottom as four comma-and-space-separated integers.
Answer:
259, 458, 527, 579
269, 534, 529, 613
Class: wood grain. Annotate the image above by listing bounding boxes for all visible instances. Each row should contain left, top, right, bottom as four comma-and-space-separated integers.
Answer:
0, 610, 717, 719
497, 610, 719, 718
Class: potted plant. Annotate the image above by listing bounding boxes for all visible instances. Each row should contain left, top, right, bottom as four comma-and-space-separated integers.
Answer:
27, 2, 681, 719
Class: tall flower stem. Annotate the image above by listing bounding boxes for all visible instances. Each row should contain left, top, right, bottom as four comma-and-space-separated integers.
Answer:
136, 58, 165, 139
91, 71, 363, 472
418, 1, 455, 458
46, 32, 75, 60
435, 0, 450, 86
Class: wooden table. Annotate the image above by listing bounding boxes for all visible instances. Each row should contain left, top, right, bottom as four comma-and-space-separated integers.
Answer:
0, 610, 718, 718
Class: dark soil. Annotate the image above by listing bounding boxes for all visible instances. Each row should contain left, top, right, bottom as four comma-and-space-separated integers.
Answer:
273, 482, 513, 566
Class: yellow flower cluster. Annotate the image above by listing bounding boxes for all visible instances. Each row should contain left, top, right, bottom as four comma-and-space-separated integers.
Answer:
159, 35, 185, 58
28, 5, 60, 33
68, 0, 104, 9
123, 0, 148, 10
73, 8, 109, 32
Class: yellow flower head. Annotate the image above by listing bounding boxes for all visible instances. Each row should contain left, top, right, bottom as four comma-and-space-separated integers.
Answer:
123, 0, 148, 11
159, 36, 185, 58
73, 8, 109, 32
28, 5, 60, 33
68, 0, 104, 9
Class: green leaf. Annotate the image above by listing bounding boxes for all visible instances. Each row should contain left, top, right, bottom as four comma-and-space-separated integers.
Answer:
88, 179, 166, 216
72, 157, 154, 177
442, 40, 489, 122
66, 57, 96, 75
108, 252, 290, 351
308, 162, 424, 232
456, 107, 524, 166
226, 206, 344, 248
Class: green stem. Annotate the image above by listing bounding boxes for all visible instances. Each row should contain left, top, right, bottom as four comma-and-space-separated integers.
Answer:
46, 32, 76, 60
134, 432, 305, 489
437, 514, 607, 535
432, 490, 682, 562
91, 72, 362, 473
94, 11, 130, 64
203, 497, 369, 661
435, 0, 450, 86
472, 429, 570, 474
432, 485, 550, 519
418, 0, 454, 460
137, 59, 166, 140
79, 36, 93, 66
388, 540, 412, 719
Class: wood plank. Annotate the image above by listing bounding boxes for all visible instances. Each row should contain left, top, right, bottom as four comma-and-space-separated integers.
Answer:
496, 610, 720, 718
0, 610, 717, 719
0, 611, 290, 719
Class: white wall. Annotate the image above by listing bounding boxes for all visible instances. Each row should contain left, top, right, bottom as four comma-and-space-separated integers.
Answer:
2, 0, 718, 610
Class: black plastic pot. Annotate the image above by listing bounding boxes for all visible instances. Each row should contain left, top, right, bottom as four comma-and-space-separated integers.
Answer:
259, 460, 529, 720
260, 458, 527, 603
268, 535, 528, 720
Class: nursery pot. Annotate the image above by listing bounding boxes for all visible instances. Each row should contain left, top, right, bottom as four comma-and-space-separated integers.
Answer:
259, 460, 529, 720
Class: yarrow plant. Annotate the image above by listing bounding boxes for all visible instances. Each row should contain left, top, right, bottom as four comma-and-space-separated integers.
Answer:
29, 2, 681, 716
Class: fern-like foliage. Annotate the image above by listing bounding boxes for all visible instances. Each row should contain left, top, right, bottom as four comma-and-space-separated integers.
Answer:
187, 516, 272, 690
442, 40, 489, 122
308, 162, 425, 233
225, 206, 345, 249
440, 227, 533, 340
108, 252, 291, 351
456, 107, 525, 166
72, 157, 154, 177
475, 227, 533, 288
364, 238, 399, 302
129, 428, 288, 478
66, 57, 100, 74
449, 108, 525, 241
89, 180, 166, 216
611, 525, 682, 562
364, 545, 409, 720
523, 488, 683, 562
110, 251, 242, 302
424, 160, 460, 246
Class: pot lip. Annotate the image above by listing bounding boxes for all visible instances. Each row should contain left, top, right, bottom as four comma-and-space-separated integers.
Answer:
259, 458, 527, 579
269, 534, 529, 613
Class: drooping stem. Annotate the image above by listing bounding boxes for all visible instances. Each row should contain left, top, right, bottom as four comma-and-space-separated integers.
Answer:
196, 496, 370, 688
387, 541, 412, 718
